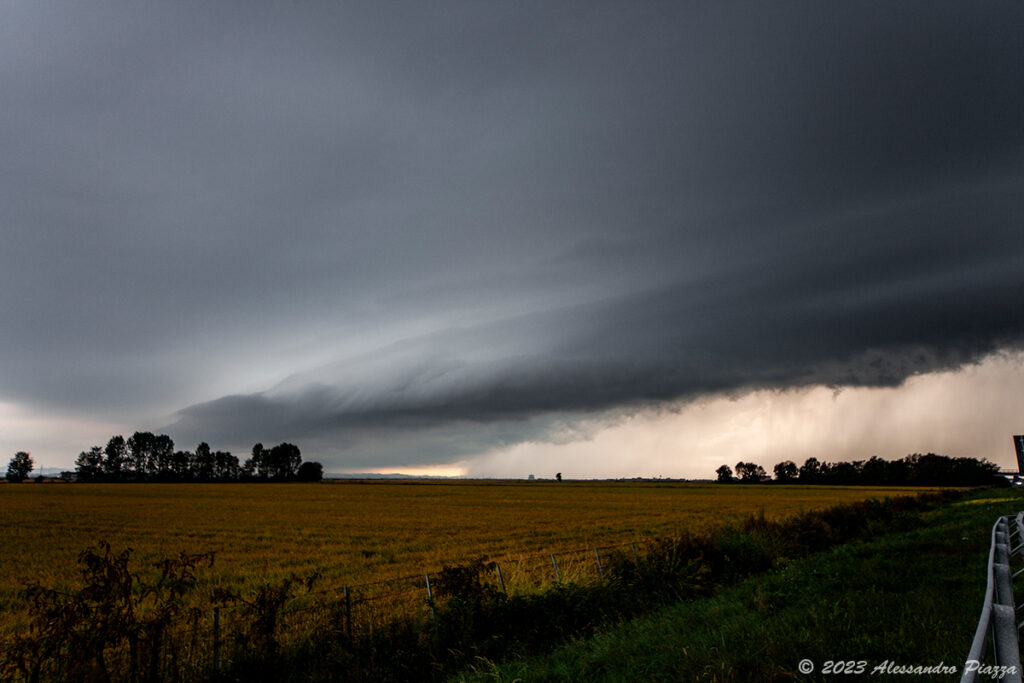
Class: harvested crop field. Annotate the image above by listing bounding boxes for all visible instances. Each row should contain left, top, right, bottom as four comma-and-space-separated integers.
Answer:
0, 480, 940, 625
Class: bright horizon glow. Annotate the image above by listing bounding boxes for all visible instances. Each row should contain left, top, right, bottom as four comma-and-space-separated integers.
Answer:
466, 351, 1024, 480
333, 463, 471, 478
0, 402, 131, 474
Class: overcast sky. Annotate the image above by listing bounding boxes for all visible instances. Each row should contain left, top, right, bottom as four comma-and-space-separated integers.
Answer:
2, 1, 1022, 476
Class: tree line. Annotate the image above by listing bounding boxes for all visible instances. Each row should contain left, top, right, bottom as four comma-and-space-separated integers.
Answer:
716, 453, 1002, 486
72, 432, 323, 482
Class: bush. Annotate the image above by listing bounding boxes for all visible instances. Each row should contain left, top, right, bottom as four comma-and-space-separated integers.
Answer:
1, 541, 213, 683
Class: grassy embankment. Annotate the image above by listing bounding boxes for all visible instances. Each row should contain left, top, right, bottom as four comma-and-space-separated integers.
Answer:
455, 488, 1022, 682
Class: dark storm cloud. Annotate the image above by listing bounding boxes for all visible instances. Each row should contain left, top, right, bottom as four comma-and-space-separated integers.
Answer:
171, 172, 1024, 462
172, 176, 1023, 437
1, 1, 1021, 465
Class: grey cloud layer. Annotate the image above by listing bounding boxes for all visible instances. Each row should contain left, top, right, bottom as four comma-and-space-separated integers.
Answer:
0, 1, 1021, 464
172, 175, 1024, 464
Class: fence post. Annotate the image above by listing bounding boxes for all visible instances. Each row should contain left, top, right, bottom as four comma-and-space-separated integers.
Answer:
212, 606, 220, 676
425, 573, 435, 616
551, 554, 561, 582
494, 562, 506, 594
631, 543, 638, 560
343, 585, 352, 639
594, 548, 604, 578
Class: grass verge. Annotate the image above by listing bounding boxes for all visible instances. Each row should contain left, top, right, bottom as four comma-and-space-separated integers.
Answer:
455, 488, 1023, 682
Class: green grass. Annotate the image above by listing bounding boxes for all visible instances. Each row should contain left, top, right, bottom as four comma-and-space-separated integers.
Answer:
455, 488, 1022, 682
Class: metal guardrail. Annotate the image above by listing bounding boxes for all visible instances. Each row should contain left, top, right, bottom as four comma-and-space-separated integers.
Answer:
962, 513, 1024, 683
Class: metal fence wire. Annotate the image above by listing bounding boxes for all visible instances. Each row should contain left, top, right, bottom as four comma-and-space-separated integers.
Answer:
152, 537, 650, 679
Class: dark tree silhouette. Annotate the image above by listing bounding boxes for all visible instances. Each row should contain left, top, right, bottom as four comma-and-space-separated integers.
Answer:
734, 461, 768, 483
70, 431, 315, 484
799, 457, 822, 483
171, 450, 193, 480
719, 453, 1002, 486
152, 434, 175, 480
861, 456, 892, 485
827, 460, 861, 483
192, 443, 215, 481
103, 436, 128, 481
75, 446, 104, 482
244, 443, 269, 479
214, 450, 240, 480
296, 461, 324, 482
773, 460, 798, 482
265, 443, 298, 480
716, 464, 734, 482
6, 451, 33, 482
127, 431, 156, 480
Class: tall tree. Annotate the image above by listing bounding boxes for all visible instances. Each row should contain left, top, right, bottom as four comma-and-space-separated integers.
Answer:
246, 443, 269, 479
127, 431, 156, 480
6, 451, 33, 482
735, 461, 768, 482
773, 460, 798, 482
861, 456, 890, 485
152, 434, 175, 480
716, 464, 734, 482
103, 436, 128, 481
214, 451, 240, 480
171, 450, 193, 480
192, 443, 215, 481
75, 446, 104, 482
798, 457, 822, 483
269, 443, 302, 480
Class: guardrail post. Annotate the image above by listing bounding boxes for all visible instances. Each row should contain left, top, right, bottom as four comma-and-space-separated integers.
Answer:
551, 554, 560, 582
594, 548, 603, 578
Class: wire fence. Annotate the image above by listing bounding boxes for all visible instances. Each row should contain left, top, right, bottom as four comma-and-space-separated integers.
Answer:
142, 537, 652, 678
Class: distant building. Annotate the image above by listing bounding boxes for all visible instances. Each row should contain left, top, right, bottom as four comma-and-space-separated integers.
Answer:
527, 474, 535, 480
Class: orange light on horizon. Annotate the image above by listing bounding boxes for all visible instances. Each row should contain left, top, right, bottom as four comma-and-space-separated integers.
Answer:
334, 463, 469, 478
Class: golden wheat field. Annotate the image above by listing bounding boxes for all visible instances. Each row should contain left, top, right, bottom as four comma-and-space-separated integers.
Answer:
0, 479, 939, 633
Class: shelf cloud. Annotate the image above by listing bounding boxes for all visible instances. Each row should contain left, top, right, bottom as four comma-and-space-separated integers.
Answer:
1, 1, 1021, 472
